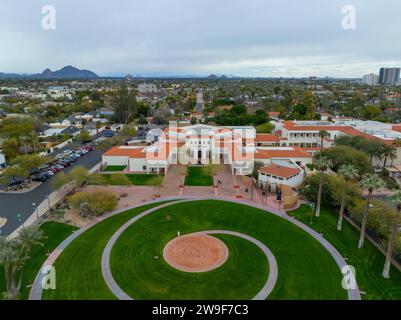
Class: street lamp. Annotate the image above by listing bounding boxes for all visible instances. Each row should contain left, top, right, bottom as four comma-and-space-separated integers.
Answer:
33, 202, 39, 220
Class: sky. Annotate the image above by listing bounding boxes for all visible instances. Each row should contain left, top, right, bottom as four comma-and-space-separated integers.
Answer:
0, 0, 400, 78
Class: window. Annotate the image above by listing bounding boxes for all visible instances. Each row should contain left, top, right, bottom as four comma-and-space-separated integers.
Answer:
143, 166, 147, 170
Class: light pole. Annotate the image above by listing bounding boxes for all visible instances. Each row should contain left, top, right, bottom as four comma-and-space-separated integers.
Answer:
33, 202, 39, 220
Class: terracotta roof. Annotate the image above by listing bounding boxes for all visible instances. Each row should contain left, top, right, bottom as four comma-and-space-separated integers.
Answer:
259, 164, 301, 179
268, 111, 280, 117
255, 147, 311, 159
103, 146, 145, 158
255, 134, 280, 142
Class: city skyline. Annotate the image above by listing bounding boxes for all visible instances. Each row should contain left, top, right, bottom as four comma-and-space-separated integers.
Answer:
1, 0, 401, 78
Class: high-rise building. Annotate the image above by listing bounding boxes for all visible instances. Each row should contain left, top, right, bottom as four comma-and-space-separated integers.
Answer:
362, 73, 379, 86
379, 68, 400, 85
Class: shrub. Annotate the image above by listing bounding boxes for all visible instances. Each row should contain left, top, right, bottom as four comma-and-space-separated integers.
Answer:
348, 199, 395, 242
300, 173, 362, 210
88, 173, 108, 186
69, 190, 118, 217
108, 174, 130, 186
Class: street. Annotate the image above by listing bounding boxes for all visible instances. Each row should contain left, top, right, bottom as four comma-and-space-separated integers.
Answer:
0, 148, 102, 236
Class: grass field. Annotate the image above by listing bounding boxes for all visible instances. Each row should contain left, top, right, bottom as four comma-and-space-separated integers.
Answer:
185, 166, 214, 186
42, 201, 172, 300
288, 205, 401, 300
103, 165, 127, 172
111, 234, 269, 299
0, 221, 77, 300
102, 174, 164, 186
43, 200, 346, 300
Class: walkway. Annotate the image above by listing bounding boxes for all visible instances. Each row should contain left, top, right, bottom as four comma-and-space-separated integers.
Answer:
30, 196, 361, 301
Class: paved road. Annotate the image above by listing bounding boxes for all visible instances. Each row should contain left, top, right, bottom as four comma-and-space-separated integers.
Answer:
0, 149, 102, 236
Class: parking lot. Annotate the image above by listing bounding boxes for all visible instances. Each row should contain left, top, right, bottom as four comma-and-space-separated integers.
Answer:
0, 134, 107, 236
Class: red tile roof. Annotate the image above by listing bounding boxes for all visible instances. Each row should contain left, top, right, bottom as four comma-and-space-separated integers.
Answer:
255, 134, 280, 142
259, 164, 301, 179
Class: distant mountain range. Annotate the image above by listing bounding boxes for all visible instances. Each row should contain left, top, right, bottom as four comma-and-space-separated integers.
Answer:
0, 65, 99, 79
206, 74, 229, 79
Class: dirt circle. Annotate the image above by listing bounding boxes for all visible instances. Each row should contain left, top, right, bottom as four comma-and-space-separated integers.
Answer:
163, 234, 229, 273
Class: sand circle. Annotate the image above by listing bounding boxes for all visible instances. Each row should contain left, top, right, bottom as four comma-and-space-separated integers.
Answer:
163, 234, 229, 273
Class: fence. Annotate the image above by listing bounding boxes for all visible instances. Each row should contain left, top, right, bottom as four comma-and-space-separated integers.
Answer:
7, 162, 101, 239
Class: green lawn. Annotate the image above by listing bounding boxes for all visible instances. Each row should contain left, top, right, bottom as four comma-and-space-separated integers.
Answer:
111, 234, 269, 299
102, 174, 164, 186
288, 205, 401, 300
43, 200, 346, 300
103, 165, 127, 172
185, 166, 214, 186
42, 201, 173, 300
0, 221, 77, 300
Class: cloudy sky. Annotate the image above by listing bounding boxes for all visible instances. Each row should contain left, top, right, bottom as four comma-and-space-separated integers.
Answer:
0, 0, 400, 77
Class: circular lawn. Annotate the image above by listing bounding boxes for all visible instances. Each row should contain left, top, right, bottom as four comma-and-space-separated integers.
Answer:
42, 200, 348, 300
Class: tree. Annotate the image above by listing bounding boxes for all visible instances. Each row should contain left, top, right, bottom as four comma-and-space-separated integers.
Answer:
113, 85, 137, 124
358, 174, 384, 248
69, 190, 118, 217
11, 154, 50, 182
0, 165, 28, 185
0, 225, 44, 300
51, 166, 89, 191
303, 90, 316, 119
79, 129, 91, 143
380, 145, 397, 169
1, 138, 20, 160
249, 161, 264, 201
318, 130, 329, 152
95, 121, 102, 134
314, 157, 333, 217
383, 191, 401, 278
320, 145, 371, 175
337, 164, 359, 231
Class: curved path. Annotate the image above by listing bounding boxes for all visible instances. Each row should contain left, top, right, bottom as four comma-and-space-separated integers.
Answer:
102, 225, 278, 300
30, 196, 361, 300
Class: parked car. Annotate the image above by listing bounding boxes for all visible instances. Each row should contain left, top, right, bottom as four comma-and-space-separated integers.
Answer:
8, 178, 24, 187
54, 164, 65, 170
42, 171, 53, 179
32, 173, 47, 182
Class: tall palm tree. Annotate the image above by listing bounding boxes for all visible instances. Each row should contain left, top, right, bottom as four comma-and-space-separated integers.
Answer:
381, 145, 397, 169
382, 191, 401, 278
16, 226, 44, 290
0, 237, 22, 300
249, 161, 264, 201
314, 157, 333, 217
0, 226, 44, 299
337, 164, 359, 231
318, 130, 329, 152
358, 174, 384, 249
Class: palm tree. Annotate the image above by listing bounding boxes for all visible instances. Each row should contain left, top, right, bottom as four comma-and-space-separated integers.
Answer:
337, 164, 359, 231
0, 225, 44, 299
358, 174, 384, 249
381, 145, 397, 169
318, 130, 329, 152
249, 161, 264, 201
0, 237, 21, 299
382, 191, 401, 278
314, 157, 333, 217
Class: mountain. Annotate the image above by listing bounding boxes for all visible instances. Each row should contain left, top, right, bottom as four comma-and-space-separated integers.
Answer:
206, 74, 230, 79
35, 65, 99, 79
0, 65, 99, 79
206, 74, 219, 79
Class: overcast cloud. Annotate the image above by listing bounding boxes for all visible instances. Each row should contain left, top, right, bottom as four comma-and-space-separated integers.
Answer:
0, 0, 400, 77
